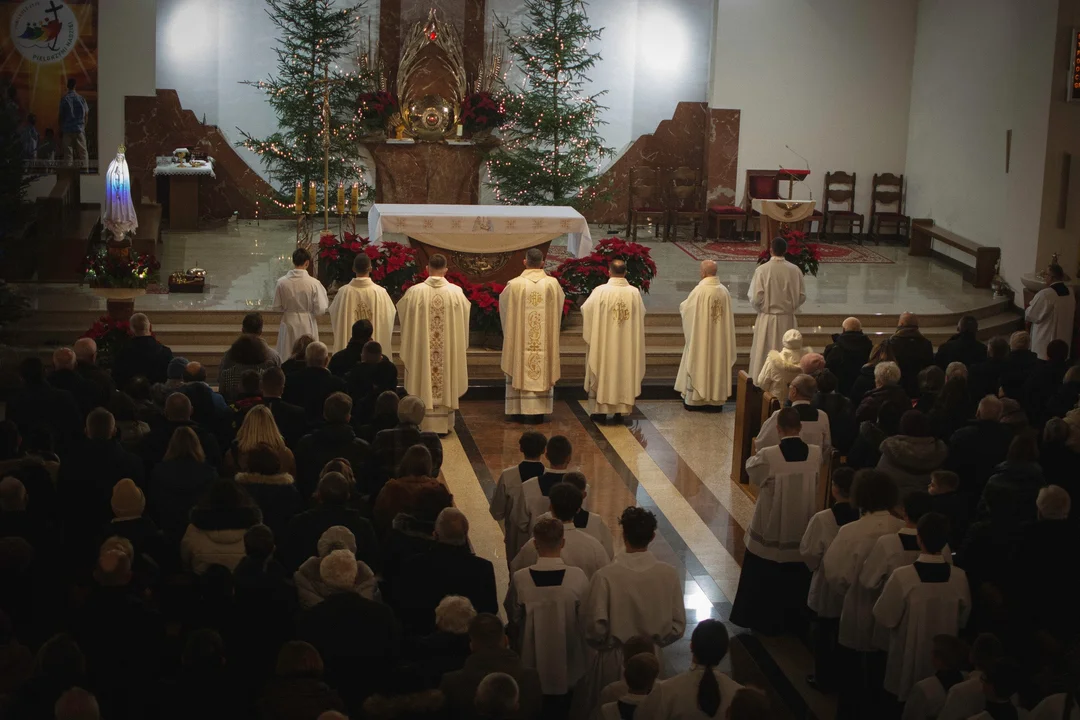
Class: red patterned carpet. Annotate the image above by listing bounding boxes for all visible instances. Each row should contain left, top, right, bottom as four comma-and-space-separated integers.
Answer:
673, 240, 894, 264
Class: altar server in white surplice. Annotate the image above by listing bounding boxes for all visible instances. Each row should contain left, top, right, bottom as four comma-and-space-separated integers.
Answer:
489, 431, 548, 564
509, 482, 608, 580
581, 260, 646, 419
1025, 263, 1075, 358
581, 507, 686, 714
329, 252, 396, 356
748, 236, 806, 382
729, 408, 822, 635
510, 518, 590, 717
873, 513, 970, 702
500, 249, 565, 418
675, 260, 736, 409
396, 254, 471, 434
273, 247, 329, 359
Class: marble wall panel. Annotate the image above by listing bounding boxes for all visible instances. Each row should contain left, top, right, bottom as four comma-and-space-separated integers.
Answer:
706, 109, 741, 208
365, 142, 483, 204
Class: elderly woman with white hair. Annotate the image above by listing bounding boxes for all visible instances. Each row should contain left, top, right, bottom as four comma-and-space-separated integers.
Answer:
370, 395, 445, 492
855, 360, 910, 424
414, 595, 478, 684
294, 525, 378, 607
756, 329, 814, 399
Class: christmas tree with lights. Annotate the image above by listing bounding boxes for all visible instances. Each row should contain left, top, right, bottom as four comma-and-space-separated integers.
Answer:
489, 0, 613, 207
237, 0, 372, 206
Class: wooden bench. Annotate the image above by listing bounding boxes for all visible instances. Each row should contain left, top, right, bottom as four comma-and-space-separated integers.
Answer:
909, 218, 1000, 289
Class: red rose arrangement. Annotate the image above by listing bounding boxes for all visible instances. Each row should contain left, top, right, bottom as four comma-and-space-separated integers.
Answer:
460, 91, 506, 134
358, 90, 399, 132
81, 315, 133, 370
755, 229, 821, 276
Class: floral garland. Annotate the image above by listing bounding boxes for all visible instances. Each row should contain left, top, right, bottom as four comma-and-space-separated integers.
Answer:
756, 229, 821, 276
82, 249, 160, 288
81, 315, 132, 370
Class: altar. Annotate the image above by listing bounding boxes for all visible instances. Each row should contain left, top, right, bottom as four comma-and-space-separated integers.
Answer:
369, 203, 594, 283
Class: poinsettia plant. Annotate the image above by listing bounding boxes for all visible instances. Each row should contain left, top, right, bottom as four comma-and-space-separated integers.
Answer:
81, 315, 132, 370
319, 232, 421, 295
553, 237, 657, 309
467, 281, 506, 335
358, 90, 398, 132
460, 91, 506, 134
82, 249, 160, 289
318, 231, 364, 285
756, 229, 821, 276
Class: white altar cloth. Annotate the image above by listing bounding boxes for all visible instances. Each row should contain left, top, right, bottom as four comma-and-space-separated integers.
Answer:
153, 157, 216, 178
751, 198, 815, 223
368, 204, 593, 257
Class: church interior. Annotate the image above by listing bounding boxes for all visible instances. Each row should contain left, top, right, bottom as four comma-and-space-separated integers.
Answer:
1, 0, 1079, 718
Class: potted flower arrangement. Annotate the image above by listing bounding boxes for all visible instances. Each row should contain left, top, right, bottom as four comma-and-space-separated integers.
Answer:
459, 91, 506, 139
358, 90, 398, 136
317, 232, 364, 286
82, 248, 160, 290
466, 281, 506, 346
81, 315, 133, 370
365, 240, 420, 302
590, 237, 658, 292
553, 237, 658, 310
756, 229, 821, 276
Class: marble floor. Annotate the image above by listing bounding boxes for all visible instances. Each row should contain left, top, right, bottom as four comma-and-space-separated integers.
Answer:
442, 398, 836, 720
18, 218, 1000, 319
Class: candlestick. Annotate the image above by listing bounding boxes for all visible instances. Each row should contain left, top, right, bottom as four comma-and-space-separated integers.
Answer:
308, 181, 317, 215
337, 182, 345, 215
456, 123, 463, 137
294, 181, 302, 215
351, 182, 359, 216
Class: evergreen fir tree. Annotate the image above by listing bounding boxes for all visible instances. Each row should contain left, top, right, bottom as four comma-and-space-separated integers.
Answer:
238, 0, 371, 205
489, 0, 613, 207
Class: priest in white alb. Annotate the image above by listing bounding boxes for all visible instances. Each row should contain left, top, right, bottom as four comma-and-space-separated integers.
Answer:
273, 247, 329, 359
748, 236, 806, 382
500, 248, 566, 420
1025, 262, 1075, 359
675, 260, 736, 409
581, 260, 646, 420
329, 252, 396, 357
396, 254, 471, 434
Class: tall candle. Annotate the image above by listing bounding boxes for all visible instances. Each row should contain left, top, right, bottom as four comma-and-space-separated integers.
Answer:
351, 182, 359, 215
308, 181, 317, 214
294, 181, 302, 215
337, 182, 345, 214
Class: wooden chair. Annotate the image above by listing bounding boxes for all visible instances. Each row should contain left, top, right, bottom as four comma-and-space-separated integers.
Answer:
744, 170, 780, 243
869, 173, 910, 242
627, 166, 667, 242
667, 167, 705, 242
822, 171, 864, 244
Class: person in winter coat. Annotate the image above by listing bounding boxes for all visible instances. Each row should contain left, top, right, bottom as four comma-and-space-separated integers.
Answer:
294, 392, 371, 499
856, 361, 910, 424
294, 526, 378, 607
756, 328, 813, 399
928, 376, 973, 442
257, 641, 346, 720
811, 369, 857, 455
848, 341, 899, 406
283, 470, 381, 572
824, 317, 873, 396
149, 426, 218, 549
180, 480, 262, 574
234, 442, 303, 540
847, 401, 904, 470
934, 315, 987, 370
876, 410, 948, 500
373, 445, 450, 538
944, 395, 1013, 501
888, 313, 935, 397
103, 478, 164, 564
370, 396, 444, 498
978, 432, 1045, 532
224, 405, 297, 478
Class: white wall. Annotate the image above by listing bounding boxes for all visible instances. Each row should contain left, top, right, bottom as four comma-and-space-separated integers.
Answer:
905, 0, 1058, 293
709, 0, 918, 213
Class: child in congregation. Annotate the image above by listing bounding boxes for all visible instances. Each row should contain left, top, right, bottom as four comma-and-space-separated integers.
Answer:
598, 652, 659, 720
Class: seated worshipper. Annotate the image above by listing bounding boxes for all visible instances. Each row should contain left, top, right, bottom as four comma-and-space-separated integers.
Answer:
104, 477, 163, 563
967, 660, 1027, 720
295, 393, 371, 499
873, 513, 970, 703
233, 524, 293, 623
294, 525, 377, 607
109, 391, 150, 452
636, 619, 743, 720
825, 317, 874, 396
359, 390, 400, 443
345, 341, 398, 424
929, 375, 973, 442
914, 366, 946, 414
510, 483, 608, 579
112, 313, 174, 386
234, 443, 303, 540
928, 471, 971, 551
73, 336, 117, 403
978, 431, 1044, 532
801, 352, 826, 376
1047, 364, 1080, 421
968, 337, 1010, 401
801, 467, 859, 692
179, 362, 228, 420
283, 342, 348, 422
149, 426, 218, 548
140, 392, 222, 476
1040, 418, 1080, 506
514, 435, 581, 537
823, 471, 905, 718
731, 407, 822, 635
596, 635, 657, 708
150, 355, 187, 406
6, 358, 81, 455
509, 518, 591, 720
218, 334, 277, 404
849, 341, 899, 406
756, 328, 813, 398
225, 404, 297, 477
260, 367, 308, 448
256, 641, 346, 720
582, 507, 685, 708
281, 334, 315, 376
370, 395, 444, 497
49, 347, 96, 418
811, 369, 857, 455
754, 374, 831, 451
901, 634, 968, 720
890, 313, 936, 397
372, 445, 449, 538
1021, 339, 1070, 426
490, 431, 548, 563
328, 319, 373, 376
439, 613, 543, 720
219, 312, 281, 372
935, 315, 988, 370
180, 479, 263, 574
876, 410, 948, 500
936, 633, 1006, 720
1000, 331, 1044, 400
283, 470, 380, 572
945, 395, 1011, 500
857, 361, 910, 424
945, 362, 968, 381
296, 549, 402, 712
414, 595, 477, 684
391, 507, 498, 635
998, 397, 1031, 432
473, 672, 524, 720
536, 471, 614, 559
226, 370, 265, 428
597, 653, 658, 720
380, 485, 454, 587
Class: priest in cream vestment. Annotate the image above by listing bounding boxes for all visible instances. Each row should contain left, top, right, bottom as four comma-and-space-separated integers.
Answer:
273, 247, 329, 359
500, 249, 566, 418
748, 237, 806, 382
581, 261, 646, 419
328, 252, 396, 357
675, 260, 736, 408
396, 254, 471, 434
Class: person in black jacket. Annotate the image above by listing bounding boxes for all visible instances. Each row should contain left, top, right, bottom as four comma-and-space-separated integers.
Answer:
999, 331, 1044, 401
48, 347, 96, 418
944, 395, 1012, 503
234, 443, 303, 541
811, 369, 857, 455
329, 319, 373, 377
846, 401, 903, 470
73, 337, 117, 409
113, 313, 174, 387
887, 313, 935, 397
1021, 340, 1070, 427
848, 341, 897, 406
260, 367, 308, 447
139, 393, 222, 476
934, 315, 987, 370
283, 471, 380, 572
283, 342, 347, 422
968, 336, 1010, 401
370, 396, 444, 498
346, 341, 399, 427
149, 425, 218, 549
6, 358, 82, 455
294, 392, 370, 499
823, 317, 873, 396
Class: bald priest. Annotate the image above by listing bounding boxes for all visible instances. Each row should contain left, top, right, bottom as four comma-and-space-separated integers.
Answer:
581, 260, 646, 420
675, 260, 736, 410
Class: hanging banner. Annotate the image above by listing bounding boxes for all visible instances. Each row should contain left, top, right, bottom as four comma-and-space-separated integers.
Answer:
1, 0, 98, 173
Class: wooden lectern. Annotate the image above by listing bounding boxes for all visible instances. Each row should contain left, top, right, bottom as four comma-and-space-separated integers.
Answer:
751, 198, 816, 249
